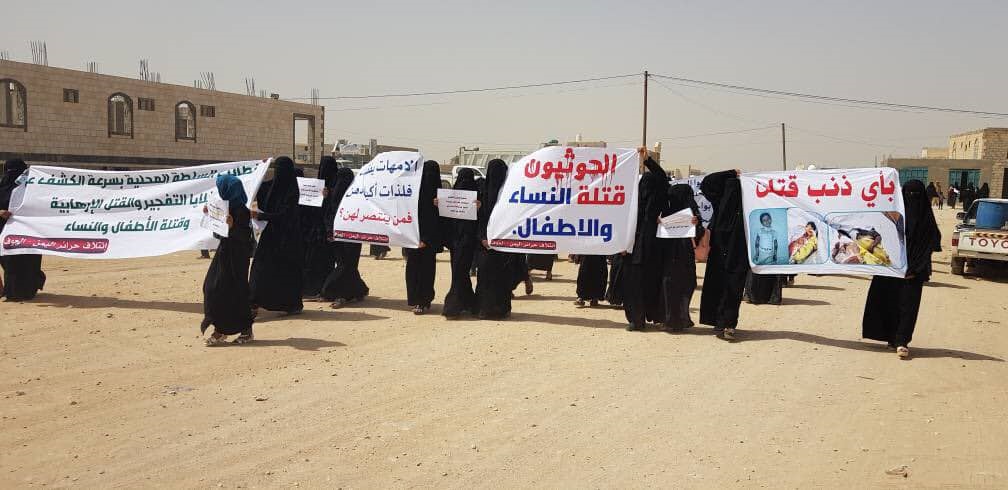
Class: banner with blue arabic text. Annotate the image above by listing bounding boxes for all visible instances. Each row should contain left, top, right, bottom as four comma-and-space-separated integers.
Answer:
332, 151, 423, 248
740, 168, 907, 277
1, 160, 269, 259
487, 146, 639, 255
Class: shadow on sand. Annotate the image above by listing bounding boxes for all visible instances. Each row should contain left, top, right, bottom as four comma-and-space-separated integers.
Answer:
34, 293, 204, 314
242, 337, 345, 351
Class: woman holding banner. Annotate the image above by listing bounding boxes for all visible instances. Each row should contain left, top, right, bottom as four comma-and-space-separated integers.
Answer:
201, 175, 256, 346
862, 179, 941, 359
698, 169, 748, 341
302, 156, 341, 300
323, 167, 370, 307
249, 156, 304, 316
624, 153, 669, 331
443, 168, 481, 318
0, 159, 46, 301
474, 159, 514, 319
405, 160, 444, 314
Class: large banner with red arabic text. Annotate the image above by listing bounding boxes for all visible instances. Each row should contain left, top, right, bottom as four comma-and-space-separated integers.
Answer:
487, 147, 639, 255
740, 168, 907, 278
332, 151, 423, 248
1, 160, 268, 259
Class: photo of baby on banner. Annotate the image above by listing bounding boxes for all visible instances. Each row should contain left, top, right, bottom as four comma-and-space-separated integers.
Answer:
786, 208, 828, 265
826, 211, 905, 268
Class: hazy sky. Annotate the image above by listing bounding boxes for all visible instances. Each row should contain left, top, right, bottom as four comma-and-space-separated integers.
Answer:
4, 0, 1007, 170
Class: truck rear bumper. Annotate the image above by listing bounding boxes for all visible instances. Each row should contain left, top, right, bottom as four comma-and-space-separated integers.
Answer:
955, 250, 1008, 262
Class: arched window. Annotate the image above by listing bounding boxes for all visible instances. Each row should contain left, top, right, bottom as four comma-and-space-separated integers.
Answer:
175, 101, 196, 141
0, 79, 27, 131
108, 93, 133, 137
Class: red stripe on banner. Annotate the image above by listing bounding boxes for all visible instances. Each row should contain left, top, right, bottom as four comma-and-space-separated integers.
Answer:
332, 230, 389, 243
2, 235, 110, 254
490, 239, 557, 251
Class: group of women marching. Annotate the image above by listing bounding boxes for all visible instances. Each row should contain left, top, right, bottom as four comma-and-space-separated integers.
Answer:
0, 154, 941, 358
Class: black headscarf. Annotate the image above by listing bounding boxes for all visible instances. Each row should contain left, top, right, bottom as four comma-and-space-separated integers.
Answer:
630, 157, 670, 264
1, 159, 28, 211
701, 170, 746, 271
979, 183, 990, 199
454, 168, 478, 192
323, 167, 355, 235
262, 156, 299, 213
418, 160, 443, 248
668, 183, 698, 216
318, 156, 340, 187
902, 179, 941, 279
478, 159, 508, 240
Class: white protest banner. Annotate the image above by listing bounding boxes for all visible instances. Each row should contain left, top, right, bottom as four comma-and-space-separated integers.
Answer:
296, 177, 325, 207
740, 168, 907, 277
333, 151, 423, 248
670, 174, 713, 228
437, 188, 477, 221
656, 208, 697, 239
486, 146, 639, 254
1, 160, 268, 259
201, 198, 230, 238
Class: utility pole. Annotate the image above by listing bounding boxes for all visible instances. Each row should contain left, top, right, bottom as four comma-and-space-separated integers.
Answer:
781, 123, 787, 171
642, 71, 649, 148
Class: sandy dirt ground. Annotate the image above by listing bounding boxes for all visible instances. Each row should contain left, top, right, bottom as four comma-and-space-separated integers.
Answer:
1, 208, 1006, 489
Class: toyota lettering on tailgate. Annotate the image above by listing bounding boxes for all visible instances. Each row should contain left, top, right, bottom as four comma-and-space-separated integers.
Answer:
962, 232, 1008, 253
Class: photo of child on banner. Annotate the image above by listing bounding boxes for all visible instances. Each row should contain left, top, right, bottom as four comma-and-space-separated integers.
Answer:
740, 168, 907, 277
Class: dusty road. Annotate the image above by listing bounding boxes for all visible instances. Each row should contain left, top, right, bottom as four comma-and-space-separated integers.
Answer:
1, 208, 1006, 488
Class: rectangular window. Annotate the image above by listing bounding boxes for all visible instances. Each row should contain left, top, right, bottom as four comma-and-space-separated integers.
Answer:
200, 105, 216, 117
63, 88, 79, 103
138, 97, 155, 111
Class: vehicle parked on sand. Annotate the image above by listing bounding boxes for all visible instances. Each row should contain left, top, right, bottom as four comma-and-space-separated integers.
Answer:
950, 198, 1008, 275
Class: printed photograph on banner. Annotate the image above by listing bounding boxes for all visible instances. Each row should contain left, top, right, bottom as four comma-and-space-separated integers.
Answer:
786, 208, 828, 265
748, 208, 789, 265
826, 212, 905, 267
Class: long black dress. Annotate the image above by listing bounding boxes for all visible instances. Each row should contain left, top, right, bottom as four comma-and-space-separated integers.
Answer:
624, 157, 669, 329
202, 203, 255, 335
0, 160, 46, 301
443, 169, 480, 318
660, 184, 703, 329
527, 254, 556, 277
698, 170, 750, 331
405, 160, 443, 309
475, 159, 512, 319
249, 157, 304, 313
321, 168, 370, 302
862, 179, 941, 348
604, 254, 625, 306
302, 157, 341, 297
575, 255, 607, 301
744, 272, 783, 305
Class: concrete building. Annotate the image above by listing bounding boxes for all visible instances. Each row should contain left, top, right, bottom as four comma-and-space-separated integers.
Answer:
0, 60, 324, 170
885, 127, 1008, 199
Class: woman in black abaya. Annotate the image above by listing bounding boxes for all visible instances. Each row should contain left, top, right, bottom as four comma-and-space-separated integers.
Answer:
862, 179, 941, 359
443, 168, 480, 318
573, 255, 607, 307
659, 183, 703, 330
405, 160, 443, 314
527, 254, 556, 280
249, 156, 304, 316
474, 159, 513, 319
698, 169, 748, 340
0, 159, 46, 301
624, 153, 669, 331
604, 253, 625, 307
323, 168, 370, 307
202, 175, 256, 346
302, 156, 341, 299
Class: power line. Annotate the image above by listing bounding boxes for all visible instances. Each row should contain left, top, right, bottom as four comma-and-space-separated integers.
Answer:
652, 73, 1008, 118
287, 73, 640, 101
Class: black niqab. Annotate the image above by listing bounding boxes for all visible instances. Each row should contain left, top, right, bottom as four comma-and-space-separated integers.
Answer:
902, 179, 941, 280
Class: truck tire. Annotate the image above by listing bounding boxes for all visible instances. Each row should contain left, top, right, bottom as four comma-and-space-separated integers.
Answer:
950, 257, 965, 275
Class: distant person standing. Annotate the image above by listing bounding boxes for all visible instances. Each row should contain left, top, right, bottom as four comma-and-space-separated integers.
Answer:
947, 185, 958, 209
934, 182, 943, 210
302, 156, 341, 300
978, 182, 990, 200
572, 255, 607, 307
926, 182, 939, 208
862, 180, 940, 359
699, 169, 748, 340
659, 183, 703, 331
961, 184, 977, 212
201, 175, 255, 346
624, 150, 668, 331
474, 159, 514, 319
442, 168, 481, 318
249, 156, 304, 316
0, 159, 46, 301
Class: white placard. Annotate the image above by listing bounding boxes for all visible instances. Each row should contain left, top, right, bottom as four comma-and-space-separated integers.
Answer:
332, 152, 424, 248
740, 168, 907, 277
0, 160, 268, 258
437, 188, 478, 221
297, 177, 325, 207
201, 198, 230, 238
656, 208, 697, 239
486, 146, 639, 255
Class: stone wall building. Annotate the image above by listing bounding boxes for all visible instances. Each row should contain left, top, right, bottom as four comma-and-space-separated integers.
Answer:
886, 127, 1008, 199
0, 60, 324, 170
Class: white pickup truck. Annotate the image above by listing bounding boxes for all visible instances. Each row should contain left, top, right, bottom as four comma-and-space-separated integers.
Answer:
950, 198, 1008, 275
